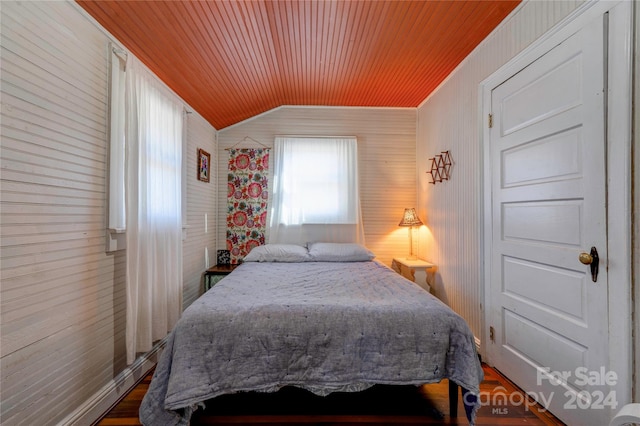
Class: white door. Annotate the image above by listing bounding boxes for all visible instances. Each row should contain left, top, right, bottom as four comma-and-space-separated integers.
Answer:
487, 14, 612, 426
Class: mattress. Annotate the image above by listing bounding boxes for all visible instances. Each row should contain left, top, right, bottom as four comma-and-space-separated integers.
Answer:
139, 260, 483, 425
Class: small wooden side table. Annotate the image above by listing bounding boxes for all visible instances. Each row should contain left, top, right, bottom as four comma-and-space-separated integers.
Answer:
204, 264, 239, 292
391, 258, 435, 293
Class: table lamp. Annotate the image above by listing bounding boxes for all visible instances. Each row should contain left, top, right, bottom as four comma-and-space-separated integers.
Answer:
398, 208, 423, 260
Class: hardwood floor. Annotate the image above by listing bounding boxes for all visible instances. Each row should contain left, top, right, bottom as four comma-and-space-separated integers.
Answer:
97, 364, 565, 425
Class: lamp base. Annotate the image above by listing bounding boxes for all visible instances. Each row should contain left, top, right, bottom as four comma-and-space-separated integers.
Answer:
406, 227, 418, 260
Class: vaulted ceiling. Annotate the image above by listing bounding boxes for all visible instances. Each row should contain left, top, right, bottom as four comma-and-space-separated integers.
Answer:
77, 0, 520, 130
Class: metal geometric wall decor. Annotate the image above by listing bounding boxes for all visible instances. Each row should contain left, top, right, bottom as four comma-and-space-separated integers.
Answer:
427, 150, 452, 184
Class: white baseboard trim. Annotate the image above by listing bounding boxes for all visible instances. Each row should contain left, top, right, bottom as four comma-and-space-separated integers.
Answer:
58, 338, 168, 426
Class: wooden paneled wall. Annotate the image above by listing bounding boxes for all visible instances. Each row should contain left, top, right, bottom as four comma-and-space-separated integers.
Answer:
416, 1, 583, 343
0, 2, 217, 424
183, 112, 218, 309
2, 0, 616, 424
217, 106, 417, 267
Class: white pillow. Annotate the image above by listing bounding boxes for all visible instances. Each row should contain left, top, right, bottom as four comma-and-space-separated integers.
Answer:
307, 242, 375, 262
243, 244, 310, 262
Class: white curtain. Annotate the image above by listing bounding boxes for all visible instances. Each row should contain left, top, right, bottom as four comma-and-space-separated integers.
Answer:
125, 56, 183, 364
268, 136, 364, 245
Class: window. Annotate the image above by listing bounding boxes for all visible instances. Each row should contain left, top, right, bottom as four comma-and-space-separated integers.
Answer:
107, 46, 186, 252
269, 136, 364, 244
133, 83, 183, 227
122, 53, 184, 364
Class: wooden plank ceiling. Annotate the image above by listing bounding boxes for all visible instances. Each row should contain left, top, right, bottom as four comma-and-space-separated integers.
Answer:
77, 0, 520, 130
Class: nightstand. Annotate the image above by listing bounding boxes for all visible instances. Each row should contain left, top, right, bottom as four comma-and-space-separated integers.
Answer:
392, 258, 435, 293
204, 264, 239, 292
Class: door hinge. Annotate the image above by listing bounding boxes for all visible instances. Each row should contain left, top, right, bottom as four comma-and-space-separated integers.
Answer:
488, 113, 493, 128
489, 326, 495, 342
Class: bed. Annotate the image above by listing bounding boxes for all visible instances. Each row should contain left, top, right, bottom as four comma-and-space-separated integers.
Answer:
139, 243, 484, 425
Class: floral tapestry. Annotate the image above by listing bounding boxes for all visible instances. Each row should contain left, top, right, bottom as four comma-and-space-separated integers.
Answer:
226, 148, 269, 264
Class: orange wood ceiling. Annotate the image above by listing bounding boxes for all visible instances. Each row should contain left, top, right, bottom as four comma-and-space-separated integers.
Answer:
77, 0, 520, 130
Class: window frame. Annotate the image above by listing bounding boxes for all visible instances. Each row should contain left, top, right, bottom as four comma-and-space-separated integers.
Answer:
106, 45, 127, 252
268, 136, 365, 245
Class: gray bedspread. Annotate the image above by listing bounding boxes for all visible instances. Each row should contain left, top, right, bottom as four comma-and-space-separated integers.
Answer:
140, 260, 483, 425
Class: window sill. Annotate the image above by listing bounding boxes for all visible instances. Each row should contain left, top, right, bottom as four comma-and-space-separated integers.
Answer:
106, 225, 190, 252
107, 228, 126, 252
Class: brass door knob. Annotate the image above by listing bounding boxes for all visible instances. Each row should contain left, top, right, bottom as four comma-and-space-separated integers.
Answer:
579, 247, 599, 282
579, 252, 593, 265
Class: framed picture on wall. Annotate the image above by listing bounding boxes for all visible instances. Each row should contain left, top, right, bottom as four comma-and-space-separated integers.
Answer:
198, 148, 210, 182
217, 249, 230, 265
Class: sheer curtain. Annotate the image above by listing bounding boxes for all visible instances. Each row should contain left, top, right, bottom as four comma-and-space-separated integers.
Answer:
125, 56, 183, 364
268, 136, 364, 245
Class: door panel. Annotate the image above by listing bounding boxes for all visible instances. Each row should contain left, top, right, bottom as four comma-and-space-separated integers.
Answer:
502, 310, 588, 379
501, 54, 582, 136
502, 257, 585, 320
488, 13, 609, 425
501, 128, 582, 187
502, 201, 583, 245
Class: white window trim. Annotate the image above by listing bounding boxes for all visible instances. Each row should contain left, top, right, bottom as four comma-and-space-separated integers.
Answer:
106, 45, 127, 252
